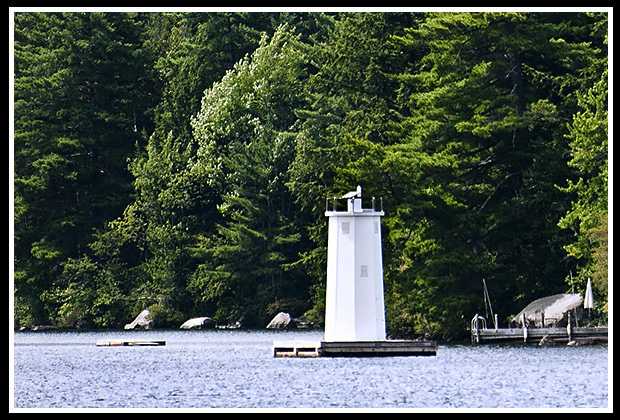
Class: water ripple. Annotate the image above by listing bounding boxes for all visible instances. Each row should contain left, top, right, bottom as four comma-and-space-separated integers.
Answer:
12, 330, 608, 409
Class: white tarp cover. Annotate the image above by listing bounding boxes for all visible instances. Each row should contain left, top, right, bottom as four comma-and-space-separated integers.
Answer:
511, 293, 583, 327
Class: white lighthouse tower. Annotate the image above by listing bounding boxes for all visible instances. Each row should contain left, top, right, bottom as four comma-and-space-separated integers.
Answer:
323, 186, 386, 342
272, 186, 437, 357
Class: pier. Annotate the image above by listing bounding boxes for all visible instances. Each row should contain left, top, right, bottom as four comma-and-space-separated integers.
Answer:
273, 340, 438, 357
273, 340, 321, 357
471, 314, 607, 344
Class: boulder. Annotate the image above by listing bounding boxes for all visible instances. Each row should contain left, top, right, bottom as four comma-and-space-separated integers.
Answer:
30, 325, 57, 331
538, 335, 558, 346
567, 338, 596, 346
291, 317, 313, 329
511, 294, 583, 328
124, 309, 153, 330
216, 321, 242, 329
266, 312, 291, 329
180, 317, 215, 330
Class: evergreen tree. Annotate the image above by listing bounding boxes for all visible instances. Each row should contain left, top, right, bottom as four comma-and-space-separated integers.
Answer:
14, 12, 158, 326
13, 12, 608, 335
188, 25, 311, 326
288, 12, 418, 322
558, 63, 608, 315
383, 12, 607, 338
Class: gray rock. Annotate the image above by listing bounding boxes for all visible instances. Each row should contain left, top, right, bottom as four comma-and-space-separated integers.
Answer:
216, 321, 242, 329
124, 309, 153, 330
567, 338, 596, 346
538, 335, 558, 346
180, 317, 215, 329
291, 317, 313, 329
30, 325, 57, 331
266, 312, 291, 329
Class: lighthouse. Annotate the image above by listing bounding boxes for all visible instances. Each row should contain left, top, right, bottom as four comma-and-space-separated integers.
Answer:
272, 186, 437, 357
323, 186, 386, 342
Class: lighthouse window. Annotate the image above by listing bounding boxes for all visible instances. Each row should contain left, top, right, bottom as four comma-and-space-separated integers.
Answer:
375, 221, 379, 234
360, 265, 369, 277
341, 221, 350, 234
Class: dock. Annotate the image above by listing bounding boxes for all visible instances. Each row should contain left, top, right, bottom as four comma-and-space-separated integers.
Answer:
273, 340, 322, 357
471, 314, 607, 344
471, 326, 608, 344
273, 340, 438, 357
96, 340, 166, 347
319, 340, 437, 357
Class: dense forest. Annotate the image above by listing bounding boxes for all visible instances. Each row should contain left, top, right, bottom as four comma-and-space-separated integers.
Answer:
13, 11, 608, 340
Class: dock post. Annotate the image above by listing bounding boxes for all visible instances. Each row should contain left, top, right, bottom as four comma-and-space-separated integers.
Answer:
495, 314, 499, 332
521, 313, 528, 343
567, 311, 573, 342
473, 314, 480, 344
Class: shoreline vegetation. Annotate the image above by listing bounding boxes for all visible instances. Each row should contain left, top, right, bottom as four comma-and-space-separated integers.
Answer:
13, 11, 608, 341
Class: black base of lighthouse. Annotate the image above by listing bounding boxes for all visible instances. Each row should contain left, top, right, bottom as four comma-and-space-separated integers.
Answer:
273, 339, 437, 357
318, 340, 437, 357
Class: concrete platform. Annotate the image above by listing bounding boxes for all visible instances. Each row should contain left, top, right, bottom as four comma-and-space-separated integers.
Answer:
273, 340, 437, 357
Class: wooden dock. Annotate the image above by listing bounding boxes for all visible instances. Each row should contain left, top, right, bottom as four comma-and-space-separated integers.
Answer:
471, 315, 607, 344
273, 340, 437, 357
273, 340, 321, 357
472, 326, 608, 344
96, 340, 166, 347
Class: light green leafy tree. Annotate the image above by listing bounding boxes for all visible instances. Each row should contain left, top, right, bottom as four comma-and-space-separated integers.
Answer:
558, 64, 608, 315
188, 25, 312, 326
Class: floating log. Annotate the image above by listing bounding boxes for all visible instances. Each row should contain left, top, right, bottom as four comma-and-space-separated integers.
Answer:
96, 340, 166, 347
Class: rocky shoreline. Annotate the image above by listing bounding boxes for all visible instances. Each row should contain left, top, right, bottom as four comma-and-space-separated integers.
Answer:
17, 310, 316, 332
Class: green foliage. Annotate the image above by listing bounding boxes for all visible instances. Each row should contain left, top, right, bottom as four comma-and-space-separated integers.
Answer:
14, 12, 158, 326
557, 57, 608, 317
13, 12, 608, 338
379, 11, 608, 338
188, 26, 311, 326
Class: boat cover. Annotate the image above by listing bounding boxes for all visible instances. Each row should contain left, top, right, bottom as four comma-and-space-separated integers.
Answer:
511, 293, 583, 328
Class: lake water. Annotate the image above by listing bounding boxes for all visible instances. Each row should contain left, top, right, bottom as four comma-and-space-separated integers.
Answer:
12, 329, 610, 410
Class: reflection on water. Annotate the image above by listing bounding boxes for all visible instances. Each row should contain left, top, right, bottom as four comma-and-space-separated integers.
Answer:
12, 329, 608, 409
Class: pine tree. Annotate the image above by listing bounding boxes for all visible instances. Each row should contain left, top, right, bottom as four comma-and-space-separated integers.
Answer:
383, 12, 607, 338
288, 13, 418, 322
188, 26, 311, 326
558, 64, 608, 314
14, 12, 158, 326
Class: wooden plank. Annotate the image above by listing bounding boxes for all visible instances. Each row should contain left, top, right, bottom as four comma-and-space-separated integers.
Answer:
273, 340, 321, 357
96, 340, 166, 347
